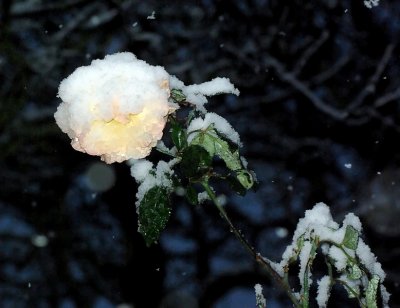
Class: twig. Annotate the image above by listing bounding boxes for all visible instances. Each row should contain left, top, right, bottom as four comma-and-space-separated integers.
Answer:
10, 0, 93, 17
264, 55, 348, 120
311, 54, 350, 84
347, 44, 395, 112
374, 88, 400, 108
293, 31, 330, 76
201, 181, 301, 308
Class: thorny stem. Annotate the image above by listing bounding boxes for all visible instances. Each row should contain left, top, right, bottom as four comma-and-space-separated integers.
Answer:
201, 180, 301, 308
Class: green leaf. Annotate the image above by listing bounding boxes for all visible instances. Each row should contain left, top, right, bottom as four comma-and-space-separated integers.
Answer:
190, 129, 254, 189
236, 169, 254, 190
343, 284, 359, 299
287, 235, 305, 263
194, 132, 241, 169
366, 275, 380, 308
170, 119, 187, 151
138, 186, 171, 246
180, 145, 212, 179
171, 89, 186, 103
346, 262, 362, 280
342, 225, 359, 250
185, 185, 198, 205
227, 175, 247, 196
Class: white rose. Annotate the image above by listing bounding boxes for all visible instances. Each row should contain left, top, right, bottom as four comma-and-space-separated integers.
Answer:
54, 52, 175, 163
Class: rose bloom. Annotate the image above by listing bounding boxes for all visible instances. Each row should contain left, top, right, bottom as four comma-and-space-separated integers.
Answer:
54, 52, 175, 163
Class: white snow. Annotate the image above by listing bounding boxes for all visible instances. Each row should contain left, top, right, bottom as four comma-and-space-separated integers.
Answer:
197, 191, 210, 204
254, 284, 266, 307
147, 11, 156, 19
343, 212, 362, 232
356, 239, 386, 280
298, 240, 313, 290
55, 52, 174, 163
328, 245, 347, 271
364, 0, 379, 8
132, 160, 175, 210
380, 285, 391, 308
267, 201, 388, 303
156, 140, 177, 156
316, 275, 331, 308
187, 112, 242, 146
344, 163, 352, 169
129, 159, 153, 183
170, 75, 239, 112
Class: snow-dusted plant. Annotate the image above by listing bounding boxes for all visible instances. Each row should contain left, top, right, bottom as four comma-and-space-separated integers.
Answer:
262, 203, 390, 308
54, 52, 389, 307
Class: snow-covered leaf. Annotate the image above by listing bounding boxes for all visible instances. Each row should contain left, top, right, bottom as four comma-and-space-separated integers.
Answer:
342, 225, 359, 250
346, 262, 362, 280
138, 186, 171, 246
190, 128, 254, 189
171, 88, 186, 103
366, 275, 380, 308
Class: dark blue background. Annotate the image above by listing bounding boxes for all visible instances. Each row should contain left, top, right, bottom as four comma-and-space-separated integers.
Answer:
1, 0, 400, 307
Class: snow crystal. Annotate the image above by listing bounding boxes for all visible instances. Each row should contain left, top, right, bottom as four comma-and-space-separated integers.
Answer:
198, 191, 210, 204
343, 212, 362, 232
270, 203, 387, 285
187, 112, 242, 146
134, 160, 175, 210
240, 156, 248, 168
147, 11, 156, 20
291, 203, 341, 243
380, 285, 391, 308
298, 240, 313, 290
170, 76, 239, 112
254, 284, 266, 307
156, 140, 177, 156
316, 276, 331, 308
344, 163, 352, 169
328, 245, 347, 271
130, 159, 153, 183
364, 0, 379, 8
356, 239, 386, 280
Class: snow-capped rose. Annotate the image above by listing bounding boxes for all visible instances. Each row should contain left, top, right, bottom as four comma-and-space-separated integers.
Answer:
54, 52, 176, 163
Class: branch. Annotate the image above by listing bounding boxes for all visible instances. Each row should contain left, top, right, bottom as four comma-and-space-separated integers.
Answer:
264, 55, 348, 120
202, 181, 301, 308
293, 31, 330, 76
374, 88, 400, 108
311, 54, 350, 84
10, 0, 93, 17
347, 44, 395, 112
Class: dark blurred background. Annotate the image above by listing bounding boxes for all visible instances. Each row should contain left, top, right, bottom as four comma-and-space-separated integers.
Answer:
1, 0, 400, 307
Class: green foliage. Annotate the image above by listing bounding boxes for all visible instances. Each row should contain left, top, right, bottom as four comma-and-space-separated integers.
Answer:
342, 225, 359, 250
190, 127, 254, 189
138, 186, 171, 246
366, 275, 380, 308
346, 262, 363, 280
170, 118, 187, 151
227, 175, 247, 196
180, 145, 212, 179
185, 185, 198, 205
170, 88, 186, 103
